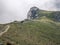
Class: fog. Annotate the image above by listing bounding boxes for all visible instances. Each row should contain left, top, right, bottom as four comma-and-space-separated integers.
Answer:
0, 0, 60, 24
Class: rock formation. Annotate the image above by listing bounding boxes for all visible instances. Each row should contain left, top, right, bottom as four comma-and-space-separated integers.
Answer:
27, 6, 40, 20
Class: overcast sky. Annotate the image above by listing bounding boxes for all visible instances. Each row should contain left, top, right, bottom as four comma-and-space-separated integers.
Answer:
0, 0, 60, 24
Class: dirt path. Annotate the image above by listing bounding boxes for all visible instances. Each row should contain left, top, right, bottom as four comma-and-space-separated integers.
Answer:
0, 25, 10, 36
32, 20, 40, 22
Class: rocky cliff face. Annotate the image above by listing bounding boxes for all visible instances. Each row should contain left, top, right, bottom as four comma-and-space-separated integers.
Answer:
27, 6, 40, 20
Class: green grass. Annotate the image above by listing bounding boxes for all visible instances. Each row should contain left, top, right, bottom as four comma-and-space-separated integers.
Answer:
0, 21, 60, 45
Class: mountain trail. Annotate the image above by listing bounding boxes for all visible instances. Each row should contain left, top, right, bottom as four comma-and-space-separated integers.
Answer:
0, 25, 10, 36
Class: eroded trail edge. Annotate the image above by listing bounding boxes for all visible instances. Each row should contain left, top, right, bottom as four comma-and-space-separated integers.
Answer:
0, 25, 10, 36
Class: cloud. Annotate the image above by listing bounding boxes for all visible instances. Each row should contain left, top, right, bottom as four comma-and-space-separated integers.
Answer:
41, 0, 60, 11
54, 0, 60, 9
0, 0, 60, 24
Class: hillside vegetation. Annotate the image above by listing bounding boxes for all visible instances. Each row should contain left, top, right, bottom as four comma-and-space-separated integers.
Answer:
0, 7, 60, 45
0, 20, 60, 45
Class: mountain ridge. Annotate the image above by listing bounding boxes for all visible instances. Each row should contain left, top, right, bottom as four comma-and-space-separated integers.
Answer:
27, 6, 60, 22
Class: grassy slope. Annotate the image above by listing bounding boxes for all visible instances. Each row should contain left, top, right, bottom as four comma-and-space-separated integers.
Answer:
0, 20, 60, 45
38, 10, 60, 21
0, 10, 60, 45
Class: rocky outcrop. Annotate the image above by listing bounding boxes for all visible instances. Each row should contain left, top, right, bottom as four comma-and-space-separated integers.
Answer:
27, 6, 40, 20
